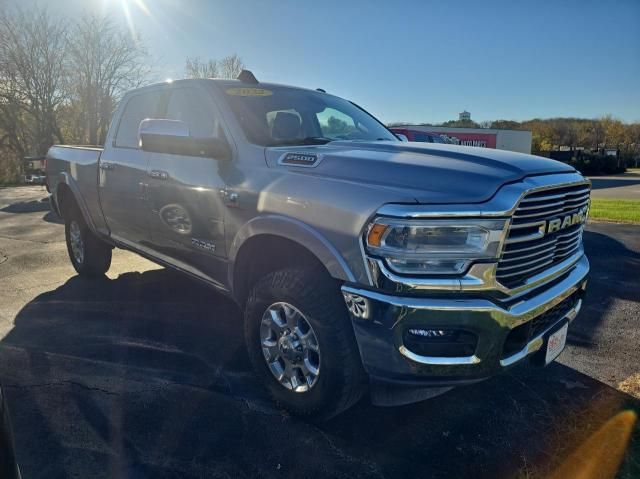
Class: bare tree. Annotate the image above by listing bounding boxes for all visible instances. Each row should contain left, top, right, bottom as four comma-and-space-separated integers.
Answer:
219, 54, 245, 79
67, 15, 150, 145
0, 6, 69, 157
185, 57, 219, 79
184, 54, 245, 79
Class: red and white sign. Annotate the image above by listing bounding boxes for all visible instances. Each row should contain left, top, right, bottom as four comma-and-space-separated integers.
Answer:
390, 128, 497, 149
439, 132, 497, 148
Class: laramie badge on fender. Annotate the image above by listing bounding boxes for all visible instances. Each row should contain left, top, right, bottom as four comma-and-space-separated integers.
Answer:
191, 237, 216, 253
544, 205, 588, 235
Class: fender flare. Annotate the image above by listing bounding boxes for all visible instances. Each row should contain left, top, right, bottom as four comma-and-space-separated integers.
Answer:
55, 172, 98, 233
228, 214, 357, 288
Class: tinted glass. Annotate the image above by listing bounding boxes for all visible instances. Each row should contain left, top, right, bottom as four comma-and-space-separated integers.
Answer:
166, 88, 217, 138
223, 86, 396, 146
115, 90, 166, 148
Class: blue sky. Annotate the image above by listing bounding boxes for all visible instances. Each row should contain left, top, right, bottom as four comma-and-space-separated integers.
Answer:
16, 0, 640, 124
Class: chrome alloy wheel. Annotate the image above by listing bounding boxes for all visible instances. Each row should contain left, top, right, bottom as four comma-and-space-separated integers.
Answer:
260, 302, 321, 392
69, 220, 84, 264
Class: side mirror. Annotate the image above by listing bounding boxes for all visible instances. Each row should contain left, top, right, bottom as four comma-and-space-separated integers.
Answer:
139, 119, 231, 160
395, 133, 409, 142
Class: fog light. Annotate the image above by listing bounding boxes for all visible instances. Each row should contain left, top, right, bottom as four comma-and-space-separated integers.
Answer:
342, 292, 369, 319
408, 329, 451, 338
403, 328, 478, 358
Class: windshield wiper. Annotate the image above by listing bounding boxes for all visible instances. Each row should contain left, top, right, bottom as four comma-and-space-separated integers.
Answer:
268, 136, 334, 147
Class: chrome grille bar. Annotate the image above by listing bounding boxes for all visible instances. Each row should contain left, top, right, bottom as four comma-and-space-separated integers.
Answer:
497, 182, 590, 288
500, 246, 557, 263
518, 187, 590, 204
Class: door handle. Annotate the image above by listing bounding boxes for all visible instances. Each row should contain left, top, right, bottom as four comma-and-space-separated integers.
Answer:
222, 189, 240, 207
148, 170, 169, 180
138, 182, 148, 201
99, 162, 115, 170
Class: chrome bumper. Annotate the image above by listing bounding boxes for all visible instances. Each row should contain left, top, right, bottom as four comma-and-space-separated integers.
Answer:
499, 297, 581, 367
342, 254, 589, 384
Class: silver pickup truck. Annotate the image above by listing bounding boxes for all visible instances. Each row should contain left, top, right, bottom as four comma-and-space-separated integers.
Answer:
46, 71, 590, 419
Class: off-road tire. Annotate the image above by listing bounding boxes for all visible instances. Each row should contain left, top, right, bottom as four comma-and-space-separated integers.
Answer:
244, 267, 366, 420
64, 206, 112, 278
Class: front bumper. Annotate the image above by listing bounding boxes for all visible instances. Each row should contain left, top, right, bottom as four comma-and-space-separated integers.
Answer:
342, 254, 589, 386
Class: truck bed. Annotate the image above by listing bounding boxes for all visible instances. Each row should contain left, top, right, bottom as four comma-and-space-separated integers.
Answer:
46, 145, 106, 234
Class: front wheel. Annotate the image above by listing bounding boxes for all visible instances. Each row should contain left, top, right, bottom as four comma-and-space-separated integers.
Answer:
64, 208, 112, 278
244, 268, 366, 420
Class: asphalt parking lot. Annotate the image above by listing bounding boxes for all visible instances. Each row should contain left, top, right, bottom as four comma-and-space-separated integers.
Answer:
0, 185, 639, 478
589, 170, 640, 199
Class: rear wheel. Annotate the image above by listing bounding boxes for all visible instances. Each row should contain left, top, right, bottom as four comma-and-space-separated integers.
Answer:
244, 267, 366, 420
64, 208, 112, 278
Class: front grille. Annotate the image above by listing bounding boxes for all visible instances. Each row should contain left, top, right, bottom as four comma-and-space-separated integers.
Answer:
529, 293, 578, 338
502, 292, 579, 358
497, 183, 590, 289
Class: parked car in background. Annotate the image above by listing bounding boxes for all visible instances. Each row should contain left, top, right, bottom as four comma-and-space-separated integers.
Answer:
390, 128, 448, 143
46, 72, 590, 419
391, 126, 533, 153
24, 174, 46, 185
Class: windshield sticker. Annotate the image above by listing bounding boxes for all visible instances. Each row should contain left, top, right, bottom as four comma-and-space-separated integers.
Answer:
225, 87, 273, 97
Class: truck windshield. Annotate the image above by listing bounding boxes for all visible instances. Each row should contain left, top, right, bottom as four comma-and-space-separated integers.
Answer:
222, 85, 397, 146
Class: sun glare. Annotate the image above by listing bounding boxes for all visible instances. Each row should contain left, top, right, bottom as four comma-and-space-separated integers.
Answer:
102, 0, 152, 40
132, 0, 151, 16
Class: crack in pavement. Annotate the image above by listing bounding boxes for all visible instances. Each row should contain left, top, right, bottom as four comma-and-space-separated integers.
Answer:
315, 428, 386, 477
4, 380, 125, 396
3, 374, 281, 417
3, 378, 210, 398
0, 233, 64, 245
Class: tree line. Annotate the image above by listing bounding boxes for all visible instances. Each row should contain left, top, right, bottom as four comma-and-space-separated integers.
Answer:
0, 6, 244, 184
0, 8, 150, 182
2, 6, 637, 183
393, 116, 640, 162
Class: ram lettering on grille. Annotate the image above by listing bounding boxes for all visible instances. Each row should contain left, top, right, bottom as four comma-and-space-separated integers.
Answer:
497, 183, 590, 289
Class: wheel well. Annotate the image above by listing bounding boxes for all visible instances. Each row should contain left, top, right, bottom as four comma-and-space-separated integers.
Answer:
56, 183, 78, 220
233, 235, 332, 306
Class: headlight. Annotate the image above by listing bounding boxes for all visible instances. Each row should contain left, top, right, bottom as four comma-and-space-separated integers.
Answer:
365, 218, 507, 275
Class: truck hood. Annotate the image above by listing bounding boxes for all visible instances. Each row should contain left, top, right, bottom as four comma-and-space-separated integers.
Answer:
265, 141, 575, 204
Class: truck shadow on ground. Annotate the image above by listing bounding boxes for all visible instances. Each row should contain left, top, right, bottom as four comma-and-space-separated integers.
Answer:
0, 199, 63, 225
0, 198, 51, 215
573, 228, 640, 347
0, 267, 638, 478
